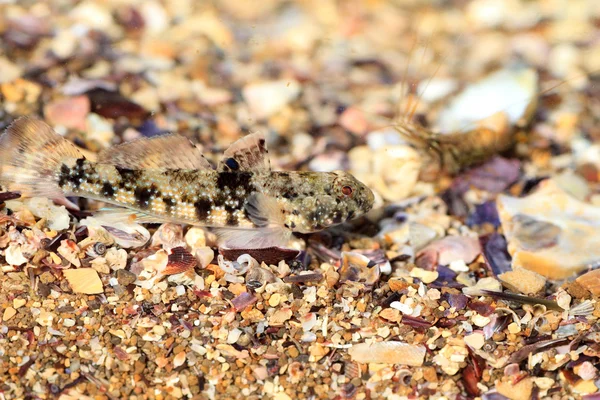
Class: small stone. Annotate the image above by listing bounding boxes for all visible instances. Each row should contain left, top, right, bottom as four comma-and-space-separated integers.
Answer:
496, 377, 534, 400
379, 308, 402, 323
498, 267, 546, 294
576, 270, 600, 296
3, 307, 17, 321
44, 96, 90, 131
116, 269, 137, 286
13, 299, 26, 309
269, 308, 293, 326
338, 107, 368, 135
463, 332, 485, 350
0, 58, 23, 84
507, 322, 521, 334
63, 268, 104, 294
268, 293, 282, 307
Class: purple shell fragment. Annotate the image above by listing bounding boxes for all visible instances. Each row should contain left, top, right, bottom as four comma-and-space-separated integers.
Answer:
479, 233, 512, 276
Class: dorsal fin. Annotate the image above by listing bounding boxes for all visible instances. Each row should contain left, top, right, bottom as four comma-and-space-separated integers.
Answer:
98, 134, 212, 170
218, 132, 271, 172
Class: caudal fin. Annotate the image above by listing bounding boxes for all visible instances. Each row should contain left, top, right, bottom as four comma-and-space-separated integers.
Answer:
0, 116, 83, 198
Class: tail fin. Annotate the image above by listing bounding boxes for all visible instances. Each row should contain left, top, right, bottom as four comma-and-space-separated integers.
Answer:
0, 116, 83, 198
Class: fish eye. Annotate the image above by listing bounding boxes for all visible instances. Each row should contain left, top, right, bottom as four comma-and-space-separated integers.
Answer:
341, 185, 354, 197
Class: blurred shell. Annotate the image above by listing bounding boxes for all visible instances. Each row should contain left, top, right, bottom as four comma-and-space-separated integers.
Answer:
105, 247, 127, 271
338, 252, 381, 286
80, 216, 150, 249
349, 144, 422, 202
151, 223, 186, 250
242, 79, 301, 119
436, 67, 538, 133
417, 236, 481, 266
497, 179, 600, 279
6, 198, 70, 231
4, 244, 29, 266
348, 341, 425, 366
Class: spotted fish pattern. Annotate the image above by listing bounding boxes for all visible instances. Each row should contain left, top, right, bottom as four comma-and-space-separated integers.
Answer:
0, 117, 374, 248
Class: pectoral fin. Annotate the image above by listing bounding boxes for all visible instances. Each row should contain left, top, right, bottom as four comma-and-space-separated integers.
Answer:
213, 226, 291, 249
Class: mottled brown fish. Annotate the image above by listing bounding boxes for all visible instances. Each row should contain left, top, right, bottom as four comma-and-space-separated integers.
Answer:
0, 117, 374, 248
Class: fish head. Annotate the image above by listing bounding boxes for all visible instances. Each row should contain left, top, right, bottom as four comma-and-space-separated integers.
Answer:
278, 171, 374, 233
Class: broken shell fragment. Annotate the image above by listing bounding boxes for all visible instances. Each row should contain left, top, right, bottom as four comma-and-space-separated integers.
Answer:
436, 67, 538, 134
338, 252, 381, 286
63, 268, 104, 294
497, 179, 600, 279
163, 247, 197, 275
348, 341, 425, 366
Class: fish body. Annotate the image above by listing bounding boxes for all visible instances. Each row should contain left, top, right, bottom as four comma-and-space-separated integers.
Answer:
0, 117, 374, 248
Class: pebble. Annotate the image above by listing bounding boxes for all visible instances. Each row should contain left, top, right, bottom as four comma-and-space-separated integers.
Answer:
116, 269, 137, 286
498, 267, 546, 294
0, 58, 23, 84
44, 96, 90, 131
13, 299, 26, 309
2, 307, 16, 321
463, 332, 485, 350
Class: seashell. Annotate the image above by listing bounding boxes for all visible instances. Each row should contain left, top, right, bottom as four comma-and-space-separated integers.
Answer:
85, 242, 107, 258
217, 254, 258, 276
436, 67, 538, 134
63, 268, 104, 294
4, 244, 29, 266
80, 217, 150, 249
57, 239, 81, 267
6, 197, 70, 231
151, 223, 186, 250
105, 247, 127, 271
497, 179, 600, 279
348, 341, 425, 366
338, 252, 381, 286
245, 266, 276, 292
219, 246, 300, 265
77, 225, 114, 250
163, 246, 197, 275
417, 236, 481, 267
